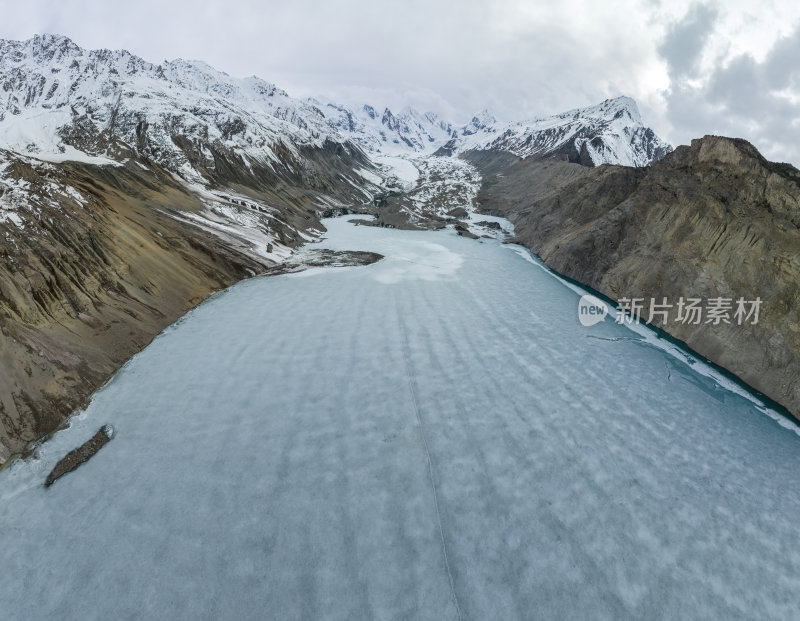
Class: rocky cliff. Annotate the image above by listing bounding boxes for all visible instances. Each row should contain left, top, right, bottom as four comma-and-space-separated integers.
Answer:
0, 144, 376, 464
470, 136, 800, 418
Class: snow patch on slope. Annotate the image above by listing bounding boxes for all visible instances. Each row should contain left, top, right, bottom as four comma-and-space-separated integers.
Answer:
372, 155, 420, 190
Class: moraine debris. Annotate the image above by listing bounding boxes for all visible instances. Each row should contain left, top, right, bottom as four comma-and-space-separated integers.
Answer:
454, 222, 479, 239
44, 425, 115, 488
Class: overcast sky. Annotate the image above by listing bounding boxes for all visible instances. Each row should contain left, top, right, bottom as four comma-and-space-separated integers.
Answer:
3, 0, 800, 163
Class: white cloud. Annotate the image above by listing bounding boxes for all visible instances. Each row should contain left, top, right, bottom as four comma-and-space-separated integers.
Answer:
656, 1, 800, 163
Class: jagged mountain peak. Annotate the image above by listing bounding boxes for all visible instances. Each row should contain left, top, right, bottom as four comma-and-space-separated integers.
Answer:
381, 107, 398, 129
552, 95, 643, 126
440, 95, 670, 167
316, 100, 454, 154
462, 109, 497, 135
602, 95, 641, 121
0, 33, 153, 81
0, 34, 355, 177
22, 33, 82, 58
472, 108, 497, 126
158, 58, 289, 102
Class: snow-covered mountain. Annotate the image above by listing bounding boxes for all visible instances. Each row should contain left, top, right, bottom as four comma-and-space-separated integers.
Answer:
313, 97, 671, 167
437, 97, 671, 167
0, 34, 670, 177
315, 100, 456, 154
0, 34, 372, 186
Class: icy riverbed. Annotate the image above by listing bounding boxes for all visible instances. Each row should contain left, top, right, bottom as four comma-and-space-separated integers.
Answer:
2, 216, 800, 620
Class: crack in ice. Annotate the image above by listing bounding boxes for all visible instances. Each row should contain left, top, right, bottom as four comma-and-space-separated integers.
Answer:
397, 307, 464, 621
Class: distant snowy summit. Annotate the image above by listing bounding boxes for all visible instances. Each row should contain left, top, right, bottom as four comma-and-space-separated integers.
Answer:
311, 99, 456, 154
436, 96, 672, 167
0, 34, 670, 176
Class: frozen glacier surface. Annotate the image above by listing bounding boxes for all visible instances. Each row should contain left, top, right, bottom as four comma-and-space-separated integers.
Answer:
2, 216, 800, 620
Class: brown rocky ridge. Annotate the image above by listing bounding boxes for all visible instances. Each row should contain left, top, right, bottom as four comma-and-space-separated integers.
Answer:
0, 143, 379, 466
466, 135, 800, 419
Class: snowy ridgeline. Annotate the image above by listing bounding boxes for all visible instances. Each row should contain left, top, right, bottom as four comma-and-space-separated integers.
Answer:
0, 35, 669, 172
1, 217, 799, 620
438, 96, 672, 166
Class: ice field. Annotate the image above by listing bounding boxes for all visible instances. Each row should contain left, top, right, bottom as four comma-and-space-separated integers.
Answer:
2, 216, 800, 620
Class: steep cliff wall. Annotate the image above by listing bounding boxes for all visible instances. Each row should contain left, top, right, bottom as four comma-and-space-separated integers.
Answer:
471, 136, 800, 418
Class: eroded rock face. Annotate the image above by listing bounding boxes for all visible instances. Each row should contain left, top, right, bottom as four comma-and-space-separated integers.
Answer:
0, 156, 267, 464
0, 142, 376, 464
471, 136, 800, 418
